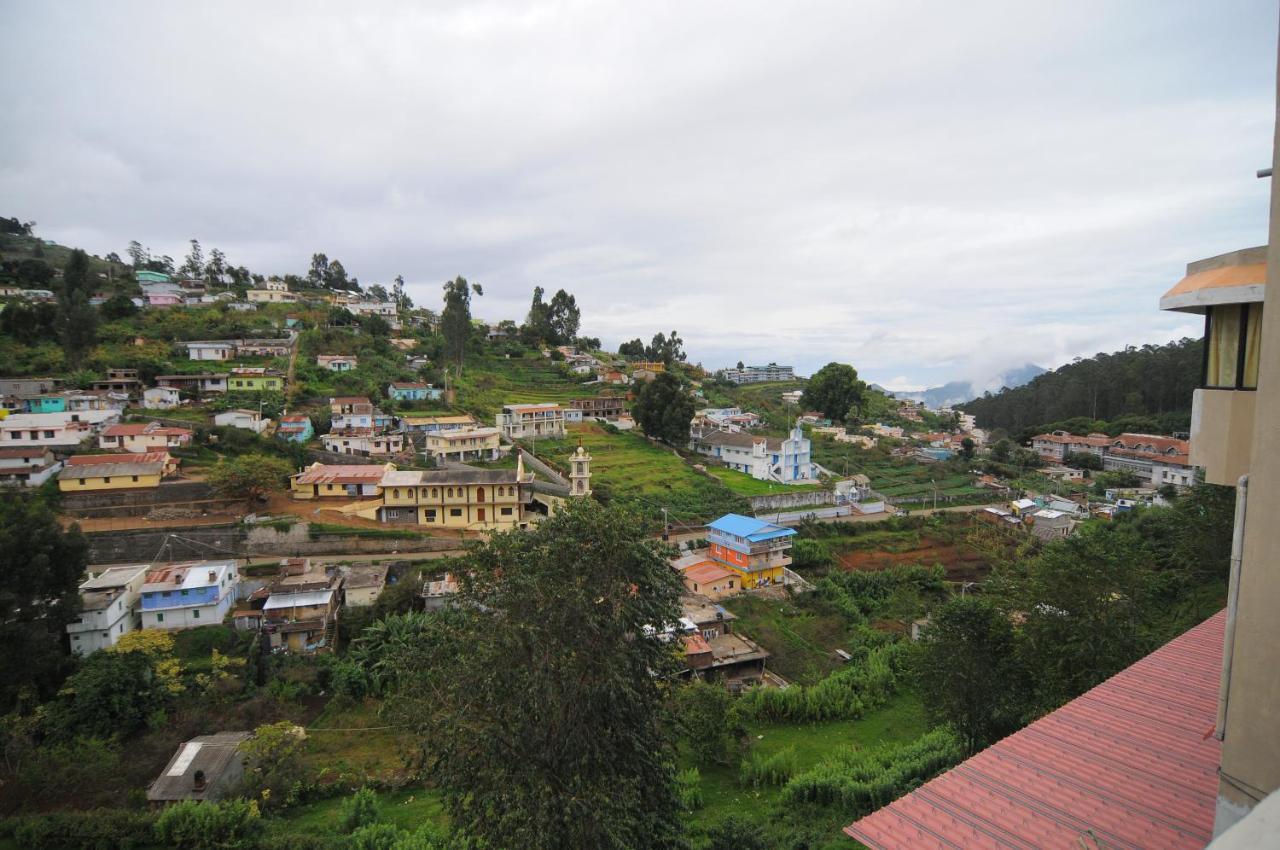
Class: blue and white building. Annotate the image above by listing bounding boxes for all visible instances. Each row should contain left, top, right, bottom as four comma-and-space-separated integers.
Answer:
387, 382, 443, 402
690, 421, 816, 484
140, 560, 240, 631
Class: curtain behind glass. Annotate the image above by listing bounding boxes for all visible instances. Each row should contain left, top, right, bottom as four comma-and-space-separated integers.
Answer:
1206, 306, 1241, 388
1243, 303, 1263, 389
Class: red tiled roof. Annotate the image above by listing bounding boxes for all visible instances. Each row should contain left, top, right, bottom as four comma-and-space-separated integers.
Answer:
103, 422, 191, 438
294, 463, 388, 485
0, 447, 50, 459
846, 610, 1226, 850
66, 451, 171, 466
1112, 432, 1190, 455
683, 561, 737, 584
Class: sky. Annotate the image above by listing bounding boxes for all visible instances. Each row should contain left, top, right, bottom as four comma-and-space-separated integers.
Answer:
1, 1, 1275, 390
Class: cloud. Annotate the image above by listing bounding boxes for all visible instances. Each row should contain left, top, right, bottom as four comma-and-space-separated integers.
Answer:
0, 0, 1273, 385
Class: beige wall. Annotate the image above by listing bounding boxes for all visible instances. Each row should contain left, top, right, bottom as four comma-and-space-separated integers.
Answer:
1191, 389, 1256, 486
1216, 34, 1280, 833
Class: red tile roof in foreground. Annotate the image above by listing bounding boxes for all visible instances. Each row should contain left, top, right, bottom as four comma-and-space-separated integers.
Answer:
846, 609, 1226, 850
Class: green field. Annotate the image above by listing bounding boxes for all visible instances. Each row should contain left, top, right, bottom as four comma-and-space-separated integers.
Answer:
538, 424, 748, 524
452, 354, 601, 418
722, 594, 867, 685
705, 465, 823, 497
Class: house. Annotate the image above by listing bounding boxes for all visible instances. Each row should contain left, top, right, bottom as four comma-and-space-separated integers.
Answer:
387, 381, 442, 402
227, 368, 284, 392
1009, 497, 1038, 518
780, 389, 803, 404
329, 396, 374, 430
631, 367, 660, 382
67, 564, 149, 655
343, 563, 389, 607
0, 446, 62, 487
139, 560, 240, 630
718, 363, 796, 384
496, 403, 566, 440
389, 338, 417, 351
317, 354, 358, 372
424, 427, 502, 464
371, 463, 530, 530
628, 360, 667, 374
690, 421, 816, 483
214, 409, 269, 434
186, 341, 236, 361
321, 430, 406, 457
570, 396, 626, 420
276, 414, 314, 443
143, 386, 182, 409
92, 368, 143, 397
400, 414, 478, 435
869, 423, 905, 439
260, 559, 339, 653
598, 368, 627, 384
797, 412, 832, 426
0, 377, 60, 397
677, 559, 741, 600
246, 288, 298, 303
22, 394, 67, 414
1030, 430, 1111, 462
1102, 432, 1194, 487
147, 732, 253, 805
99, 421, 192, 453
704, 514, 796, 589
0, 410, 119, 447
155, 373, 229, 396
59, 451, 175, 492
1027, 508, 1074, 541
680, 594, 738, 640
63, 389, 129, 413
235, 339, 292, 358
135, 270, 171, 285
290, 462, 396, 499
563, 408, 584, 424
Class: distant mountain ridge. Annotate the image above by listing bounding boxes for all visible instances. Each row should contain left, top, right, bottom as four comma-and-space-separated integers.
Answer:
874, 363, 1047, 408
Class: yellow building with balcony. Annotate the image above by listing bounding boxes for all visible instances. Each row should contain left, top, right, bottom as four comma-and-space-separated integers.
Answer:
376, 459, 530, 530
1160, 246, 1265, 486
228, 368, 285, 392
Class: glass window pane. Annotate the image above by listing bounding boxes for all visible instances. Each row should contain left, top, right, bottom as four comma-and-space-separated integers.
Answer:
1243, 303, 1263, 389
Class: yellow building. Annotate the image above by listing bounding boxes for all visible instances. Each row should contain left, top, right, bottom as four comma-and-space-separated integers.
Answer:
228, 368, 285, 392
290, 463, 395, 499
375, 460, 530, 530
423, 427, 502, 463
57, 452, 168, 492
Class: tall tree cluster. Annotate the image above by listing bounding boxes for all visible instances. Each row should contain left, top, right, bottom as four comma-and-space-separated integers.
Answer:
522, 286, 582, 345
59, 249, 97, 363
441, 276, 482, 365
961, 338, 1202, 433
632, 371, 696, 445
801, 362, 866, 422
619, 330, 685, 365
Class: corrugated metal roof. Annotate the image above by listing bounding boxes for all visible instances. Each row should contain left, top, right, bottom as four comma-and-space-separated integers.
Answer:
58, 460, 164, 480
845, 610, 1226, 850
707, 513, 796, 542
263, 589, 333, 610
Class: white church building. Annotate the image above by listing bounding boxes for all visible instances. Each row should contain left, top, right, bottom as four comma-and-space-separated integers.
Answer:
690, 421, 817, 484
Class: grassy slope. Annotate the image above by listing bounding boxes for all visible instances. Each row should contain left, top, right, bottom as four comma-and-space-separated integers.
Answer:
537, 423, 747, 524
705, 465, 822, 497
722, 593, 870, 685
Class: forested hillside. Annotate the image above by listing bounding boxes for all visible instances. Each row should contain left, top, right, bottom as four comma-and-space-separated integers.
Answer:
961, 338, 1201, 434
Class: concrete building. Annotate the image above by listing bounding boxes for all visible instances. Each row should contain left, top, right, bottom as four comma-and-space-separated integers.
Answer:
155, 373, 229, 396
186, 341, 236, 361
290, 462, 395, 499
214, 409, 269, 434
496, 402, 566, 440
58, 452, 173, 492
261, 559, 339, 653
147, 732, 253, 805
371, 462, 531, 530
0, 410, 119, 447
343, 563, 389, 607
1030, 430, 1111, 462
276, 414, 315, 443
143, 386, 182, 409
719, 363, 796, 384
99, 421, 192, 453
139, 560, 240, 631
67, 564, 149, 655
704, 514, 795, 590
423, 426, 501, 464
568, 444, 592, 497
0, 446, 62, 487
388, 382, 443, 402
317, 354, 358, 372
399, 414, 478, 435
570, 396, 626, 420
689, 421, 816, 483
321, 430, 406, 457
329, 396, 375, 430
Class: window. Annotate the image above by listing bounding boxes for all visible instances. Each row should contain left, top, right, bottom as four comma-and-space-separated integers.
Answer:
78, 478, 85, 485
156, 613, 164, 623
104, 477, 111, 483
181, 589, 189, 596
424, 509, 437, 521
450, 508, 462, 517
193, 609, 200, 619
478, 508, 486, 521
1204, 303, 1264, 389
501, 507, 513, 516
132, 475, 139, 482
43, 430, 54, 438
392, 488, 400, 499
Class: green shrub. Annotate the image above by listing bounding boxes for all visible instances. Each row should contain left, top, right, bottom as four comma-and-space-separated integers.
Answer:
348, 823, 402, 850
738, 746, 798, 788
675, 767, 703, 811
11, 808, 156, 850
342, 787, 381, 833
739, 643, 906, 722
152, 798, 261, 850
781, 728, 964, 815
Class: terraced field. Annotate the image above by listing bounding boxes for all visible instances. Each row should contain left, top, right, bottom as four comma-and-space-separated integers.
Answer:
452, 355, 602, 418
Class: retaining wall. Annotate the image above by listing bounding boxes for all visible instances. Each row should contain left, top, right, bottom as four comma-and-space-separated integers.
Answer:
747, 488, 837, 512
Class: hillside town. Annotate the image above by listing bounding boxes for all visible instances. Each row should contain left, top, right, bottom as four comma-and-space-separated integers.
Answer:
1, 3, 1277, 850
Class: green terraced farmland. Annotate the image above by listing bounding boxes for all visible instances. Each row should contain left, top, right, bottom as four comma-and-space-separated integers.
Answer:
705, 465, 823, 497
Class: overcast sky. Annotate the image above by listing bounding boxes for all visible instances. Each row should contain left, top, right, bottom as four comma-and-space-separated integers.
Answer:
1, 1, 1275, 389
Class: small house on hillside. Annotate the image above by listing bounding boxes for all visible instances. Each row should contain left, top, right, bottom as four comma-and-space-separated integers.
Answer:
143, 386, 182, 410
147, 732, 252, 805
388, 381, 442, 402
317, 355, 358, 372
214, 409, 269, 434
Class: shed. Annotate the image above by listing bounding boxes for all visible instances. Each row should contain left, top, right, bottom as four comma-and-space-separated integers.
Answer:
146, 731, 252, 805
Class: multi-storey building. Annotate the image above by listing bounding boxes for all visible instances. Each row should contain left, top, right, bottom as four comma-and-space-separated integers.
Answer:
0, 410, 119, 447
321, 430, 406, 457
690, 421, 816, 483
1029, 430, 1112, 462
719, 363, 795, 384
290, 462, 395, 499
66, 564, 149, 655
704, 514, 795, 590
388, 382, 443, 402
0, 447, 62, 487
329, 396, 375, 430
423, 427, 501, 463
569, 396, 626, 420
228, 367, 285, 392
374, 462, 530, 530
155, 373, 230, 396
139, 560, 240, 631
400, 414, 478, 436
495, 402, 566, 440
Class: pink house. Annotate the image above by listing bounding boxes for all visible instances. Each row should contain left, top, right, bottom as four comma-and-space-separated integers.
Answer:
147, 293, 182, 307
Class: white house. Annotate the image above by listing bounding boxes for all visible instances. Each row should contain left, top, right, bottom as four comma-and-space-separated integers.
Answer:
186, 341, 236, 361
67, 564, 149, 655
317, 355, 358, 372
143, 386, 182, 410
495, 403, 566, 440
0, 446, 63, 487
0, 410, 119, 447
321, 431, 406, 457
140, 560, 240, 631
690, 421, 817, 483
214, 408, 269, 434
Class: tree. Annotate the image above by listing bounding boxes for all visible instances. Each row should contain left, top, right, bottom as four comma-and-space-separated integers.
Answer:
619, 338, 646, 358
1063, 450, 1102, 471
15, 258, 53, 287
914, 596, 1026, 753
548, 289, 581, 343
441, 276, 481, 366
523, 286, 553, 343
675, 680, 734, 765
181, 239, 204, 278
800, 362, 865, 422
392, 274, 412, 311
704, 817, 771, 850
205, 248, 227, 286
325, 259, 351, 290
206, 454, 292, 503
632, 371, 695, 445
308, 253, 329, 287
62, 248, 91, 296
989, 439, 1012, 463
387, 500, 687, 850
100, 292, 138, 320
645, 330, 685, 364
0, 498, 88, 711
368, 283, 390, 302
959, 437, 976, 460
44, 649, 170, 740
62, 291, 97, 364
127, 240, 146, 268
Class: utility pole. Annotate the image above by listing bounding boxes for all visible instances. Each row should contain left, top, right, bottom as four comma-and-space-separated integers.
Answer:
661, 507, 669, 542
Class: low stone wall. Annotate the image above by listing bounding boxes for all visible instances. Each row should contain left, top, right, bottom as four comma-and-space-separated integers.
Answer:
84, 521, 463, 564
747, 488, 836, 512
306, 448, 387, 465
61, 480, 214, 510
